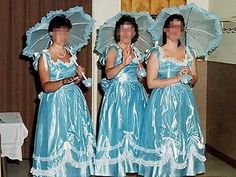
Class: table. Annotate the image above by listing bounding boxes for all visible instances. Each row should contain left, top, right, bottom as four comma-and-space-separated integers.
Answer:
0, 112, 28, 177
0, 112, 28, 160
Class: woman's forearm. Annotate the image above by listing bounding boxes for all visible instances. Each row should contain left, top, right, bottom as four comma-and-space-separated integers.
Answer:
189, 74, 198, 87
105, 63, 125, 79
41, 80, 64, 92
147, 76, 180, 89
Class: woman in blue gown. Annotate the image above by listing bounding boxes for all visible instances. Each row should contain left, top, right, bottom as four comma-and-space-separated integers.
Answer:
31, 15, 95, 177
95, 15, 148, 177
138, 14, 206, 177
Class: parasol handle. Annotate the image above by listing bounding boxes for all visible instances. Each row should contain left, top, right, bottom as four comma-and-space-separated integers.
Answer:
184, 48, 191, 71
73, 59, 79, 66
72, 59, 87, 80
184, 47, 188, 67
81, 72, 87, 80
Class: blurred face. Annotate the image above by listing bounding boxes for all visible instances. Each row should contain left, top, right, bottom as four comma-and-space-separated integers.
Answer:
50, 26, 70, 46
118, 23, 135, 45
164, 20, 184, 42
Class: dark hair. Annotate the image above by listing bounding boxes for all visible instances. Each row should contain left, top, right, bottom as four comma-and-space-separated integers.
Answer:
114, 15, 139, 43
48, 15, 72, 32
162, 14, 185, 47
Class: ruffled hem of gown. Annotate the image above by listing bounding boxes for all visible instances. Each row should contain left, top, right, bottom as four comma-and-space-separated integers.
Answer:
31, 138, 95, 177
95, 133, 144, 176
135, 143, 206, 177
31, 160, 94, 177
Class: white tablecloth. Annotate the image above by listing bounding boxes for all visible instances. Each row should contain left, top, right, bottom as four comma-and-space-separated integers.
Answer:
0, 112, 28, 161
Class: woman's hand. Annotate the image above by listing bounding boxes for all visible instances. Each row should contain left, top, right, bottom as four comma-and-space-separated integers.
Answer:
175, 66, 192, 83
62, 76, 79, 85
76, 65, 85, 79
180, 66, 191, 75
122, 48, 133, 66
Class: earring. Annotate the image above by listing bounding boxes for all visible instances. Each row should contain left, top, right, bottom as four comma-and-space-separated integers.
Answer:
49, 40, 53, 46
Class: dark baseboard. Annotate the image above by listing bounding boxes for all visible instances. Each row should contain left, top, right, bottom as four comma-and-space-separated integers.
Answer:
206, 144, 236, 169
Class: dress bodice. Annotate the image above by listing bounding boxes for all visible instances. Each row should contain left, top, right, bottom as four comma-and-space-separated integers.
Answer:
148, 46, 195, 79
41, 49, 77, 81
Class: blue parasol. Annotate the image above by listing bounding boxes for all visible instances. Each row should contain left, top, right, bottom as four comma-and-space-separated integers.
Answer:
148, 3, 222, 58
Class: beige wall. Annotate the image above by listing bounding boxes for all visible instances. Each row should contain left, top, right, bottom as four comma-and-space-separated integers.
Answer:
208, 0, 236, 64
187, 0, 208, 9
209, 0, 236, 19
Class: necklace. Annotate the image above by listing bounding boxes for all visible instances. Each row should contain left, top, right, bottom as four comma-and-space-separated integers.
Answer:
118, 43, 133, 55
51, 47, 66, 58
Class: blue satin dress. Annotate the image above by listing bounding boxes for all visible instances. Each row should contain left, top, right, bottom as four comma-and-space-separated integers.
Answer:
137, 46, 206, 177
95, 43, 148, 177
31, 49, 95, 177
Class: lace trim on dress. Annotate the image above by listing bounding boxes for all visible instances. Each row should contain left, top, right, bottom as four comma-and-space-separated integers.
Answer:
158, 47, 194, 66
43, 49, 77, 68
95, 133, 206, 170
133, 145, 206, 169
31, 136, 95, 176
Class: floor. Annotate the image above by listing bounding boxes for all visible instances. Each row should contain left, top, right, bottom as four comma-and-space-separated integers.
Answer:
4, 153, 236, 177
